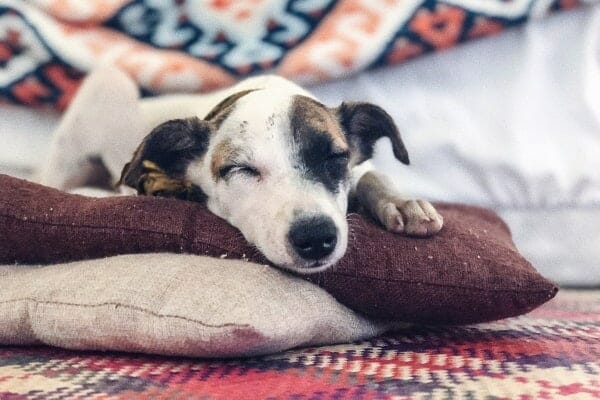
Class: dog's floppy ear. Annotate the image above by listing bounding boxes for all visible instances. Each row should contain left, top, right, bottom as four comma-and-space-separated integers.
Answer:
204, 89, 256, 125
337, 102, 409, 165
118, 117, 210, 201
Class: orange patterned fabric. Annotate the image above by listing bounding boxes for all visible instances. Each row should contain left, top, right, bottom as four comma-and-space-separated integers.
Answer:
0, 0, 593, 109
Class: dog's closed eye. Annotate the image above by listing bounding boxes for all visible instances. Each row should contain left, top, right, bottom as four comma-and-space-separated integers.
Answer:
219, 164, 261, 180
323, 151, 349, 180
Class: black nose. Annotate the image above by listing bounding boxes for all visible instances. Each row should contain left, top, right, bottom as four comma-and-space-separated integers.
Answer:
288, 215, 337, 261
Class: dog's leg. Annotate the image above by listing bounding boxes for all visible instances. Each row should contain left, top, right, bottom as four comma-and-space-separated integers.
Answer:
354, 170, 443, 236
37, 66, 144, 190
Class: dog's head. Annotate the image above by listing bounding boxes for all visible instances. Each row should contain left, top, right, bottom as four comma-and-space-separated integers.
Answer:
120, 88, 408, 274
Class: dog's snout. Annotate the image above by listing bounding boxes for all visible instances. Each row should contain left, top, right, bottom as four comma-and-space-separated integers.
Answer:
288, 215, 337, 261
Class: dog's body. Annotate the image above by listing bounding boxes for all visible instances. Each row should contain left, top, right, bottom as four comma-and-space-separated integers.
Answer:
39, 68, 442, 274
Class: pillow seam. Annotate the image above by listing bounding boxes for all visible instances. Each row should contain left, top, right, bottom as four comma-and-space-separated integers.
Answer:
1, 298, 252, 329
0, 213, 183, 236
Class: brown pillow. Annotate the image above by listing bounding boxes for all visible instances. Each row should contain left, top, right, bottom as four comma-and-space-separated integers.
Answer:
0, 174, 557, 324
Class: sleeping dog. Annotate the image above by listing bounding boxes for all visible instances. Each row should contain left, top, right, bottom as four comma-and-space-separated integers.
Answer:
39, 68, 442, 274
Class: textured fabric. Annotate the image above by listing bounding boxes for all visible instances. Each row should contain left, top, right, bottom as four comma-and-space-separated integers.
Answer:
310, 6, 600, 286
0, 290, 597, 399
0, 174, 557, 324
0, 253, 392, 358
0, 0, 594, 110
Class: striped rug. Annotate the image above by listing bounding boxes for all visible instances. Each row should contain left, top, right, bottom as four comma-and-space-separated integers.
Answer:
1, 289, 598, 399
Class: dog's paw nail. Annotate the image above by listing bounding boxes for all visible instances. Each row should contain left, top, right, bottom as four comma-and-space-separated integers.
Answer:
389, 215, 405, 233
387, 217, 405, 233
381, 203, 405, 233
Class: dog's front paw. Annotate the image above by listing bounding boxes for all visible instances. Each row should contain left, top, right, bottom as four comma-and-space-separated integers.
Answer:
379, 199, 443, 237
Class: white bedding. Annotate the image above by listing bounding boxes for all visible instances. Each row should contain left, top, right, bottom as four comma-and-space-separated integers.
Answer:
1, 7, 598, 285
313, 7, 600, 286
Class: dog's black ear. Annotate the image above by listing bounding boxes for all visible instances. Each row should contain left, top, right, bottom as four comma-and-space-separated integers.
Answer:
337, 102, 409, 165
204, 89, 256, 125
118, 117, 211, 200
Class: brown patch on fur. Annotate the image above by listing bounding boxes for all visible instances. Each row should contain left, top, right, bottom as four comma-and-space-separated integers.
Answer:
291, 96, 348, 152
210, 139, 241, 181
140, 161, 185, 194
204, 89, 257, 128
118, 118, 210, 202
117, 144, 146, 189
137, 161, 205, 202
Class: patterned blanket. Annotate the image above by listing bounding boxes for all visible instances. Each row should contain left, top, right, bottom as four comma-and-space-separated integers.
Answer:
0, 0, 592, 110
0, 289, 598, 399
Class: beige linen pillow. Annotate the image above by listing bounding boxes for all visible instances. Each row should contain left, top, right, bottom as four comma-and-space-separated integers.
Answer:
0, 253, 395, 358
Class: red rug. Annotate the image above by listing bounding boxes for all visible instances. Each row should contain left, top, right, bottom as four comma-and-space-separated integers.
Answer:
1, 290, 598, 399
